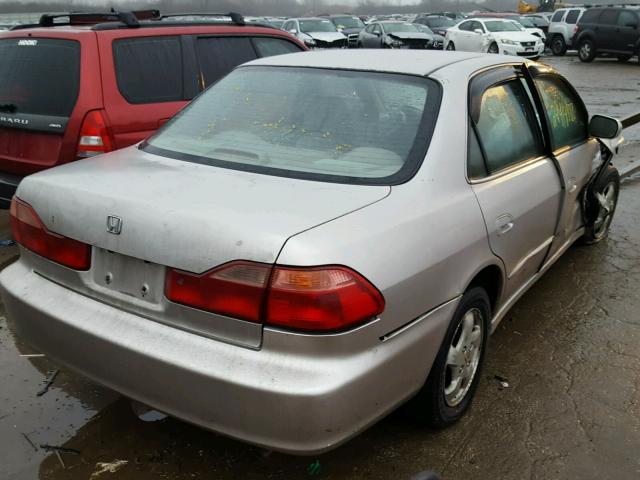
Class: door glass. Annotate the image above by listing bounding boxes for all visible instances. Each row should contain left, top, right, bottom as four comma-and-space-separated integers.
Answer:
551, 10, 564, 22
468, 122, 487, 179
534, 75, 587, 150
473, 81, 544, 173
459, 21, 472, 31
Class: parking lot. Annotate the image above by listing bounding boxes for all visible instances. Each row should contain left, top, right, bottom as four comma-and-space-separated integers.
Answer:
1, 53, 639, 480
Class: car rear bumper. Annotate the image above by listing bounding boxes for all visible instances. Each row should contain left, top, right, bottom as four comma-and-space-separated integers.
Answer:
0, 259, 456, 454
0, 171, 22, 209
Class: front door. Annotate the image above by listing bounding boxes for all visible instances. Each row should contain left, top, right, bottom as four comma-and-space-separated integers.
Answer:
468, 67, 562, 295
531, 71, 598, 256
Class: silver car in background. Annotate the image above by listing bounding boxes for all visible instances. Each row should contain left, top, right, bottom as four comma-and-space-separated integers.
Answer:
0, 51, 621, 454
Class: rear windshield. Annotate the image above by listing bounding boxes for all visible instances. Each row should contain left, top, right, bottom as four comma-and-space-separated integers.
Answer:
144, 66, 440, 185
0, 38, 80, 117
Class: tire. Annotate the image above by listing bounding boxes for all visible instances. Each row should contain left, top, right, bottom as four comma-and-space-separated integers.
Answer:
578, 38, 596, 62
411, 287, 491, 428
617, 54, 632, 62
581, 166, 620, 244
446, 41, 455, 51
550, 35, 567, 56
488, 42, 499, 54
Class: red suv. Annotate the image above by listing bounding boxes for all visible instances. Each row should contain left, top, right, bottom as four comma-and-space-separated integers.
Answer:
0, 11, 305, 207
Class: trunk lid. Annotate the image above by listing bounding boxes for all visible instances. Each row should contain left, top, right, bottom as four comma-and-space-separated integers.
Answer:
0, 37, 84, 175
18, 146, 390, 273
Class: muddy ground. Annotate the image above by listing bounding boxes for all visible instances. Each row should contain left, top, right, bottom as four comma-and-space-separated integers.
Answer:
1, 55, 639, 480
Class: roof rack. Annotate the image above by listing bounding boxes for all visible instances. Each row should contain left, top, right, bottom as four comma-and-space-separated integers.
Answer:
10, 10, 160, 30
159, 12, 245, 26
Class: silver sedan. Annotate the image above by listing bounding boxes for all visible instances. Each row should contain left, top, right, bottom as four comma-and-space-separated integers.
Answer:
0, 51, 622, 454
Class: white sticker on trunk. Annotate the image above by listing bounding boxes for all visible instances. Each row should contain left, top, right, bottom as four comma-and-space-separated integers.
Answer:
18, 39, 38, 46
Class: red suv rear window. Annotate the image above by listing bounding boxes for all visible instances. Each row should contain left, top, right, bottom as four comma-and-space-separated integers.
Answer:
0, 38, 80, 117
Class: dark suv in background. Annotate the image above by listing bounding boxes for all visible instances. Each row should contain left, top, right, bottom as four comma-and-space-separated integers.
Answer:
0, 11, 305, 207
575, 7, 640, 63
322, 14, 365, 47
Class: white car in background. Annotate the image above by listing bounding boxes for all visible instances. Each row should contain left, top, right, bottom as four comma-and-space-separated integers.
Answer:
282, 17, 348, 49
507, 19, 546, 43
445, 18, 544, 59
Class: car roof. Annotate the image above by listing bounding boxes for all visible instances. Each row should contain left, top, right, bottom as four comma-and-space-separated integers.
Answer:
244, 50, 521, 77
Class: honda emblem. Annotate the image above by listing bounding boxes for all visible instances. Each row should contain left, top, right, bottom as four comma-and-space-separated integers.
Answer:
106, 216, 123, 235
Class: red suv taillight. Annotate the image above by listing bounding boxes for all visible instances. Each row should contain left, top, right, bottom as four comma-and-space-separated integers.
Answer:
165, 262, 385, 332
10, 197, 91, 270
77, 110, 114, 159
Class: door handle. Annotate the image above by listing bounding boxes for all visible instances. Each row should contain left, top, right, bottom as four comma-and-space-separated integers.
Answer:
496, 214, 514, 236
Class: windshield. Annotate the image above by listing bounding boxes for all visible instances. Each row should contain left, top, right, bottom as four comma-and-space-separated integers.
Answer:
413, 24, 434, 34
145, 67, 439, 184
299, 19, 336, 32
384, 22, 420, 33
485, 20, 520, 32
331, 16, 364, 29
516, 17, 535, 27
426, 17, 455, 27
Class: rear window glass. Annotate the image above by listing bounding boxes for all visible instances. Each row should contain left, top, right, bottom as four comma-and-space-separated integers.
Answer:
0, 38, 80, 117
144, 66, 440, 185
565, 10, 580, 24
599, 10, 618, 25
579, 10, 599, 23
113, 36, 183, 104
252, 37, 302, 57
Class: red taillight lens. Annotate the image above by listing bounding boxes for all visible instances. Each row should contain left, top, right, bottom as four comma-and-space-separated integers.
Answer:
266, 266, 385, 332
165, 261, 271, 323
77, 110, 114, 159
10, 197, 91, 270
165, 262, 385, 332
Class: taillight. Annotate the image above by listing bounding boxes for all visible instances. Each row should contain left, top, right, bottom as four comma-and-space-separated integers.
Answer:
10, 197, 91, 270
77, 110, 114, 159
166, 261, 271, 323
165, 263, 385, 332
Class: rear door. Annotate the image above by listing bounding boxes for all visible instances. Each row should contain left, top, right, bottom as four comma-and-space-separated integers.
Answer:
594, 9, 619, 50
468, 67, 562, 296
615, 10, 639, 53
0, 34, 101, 176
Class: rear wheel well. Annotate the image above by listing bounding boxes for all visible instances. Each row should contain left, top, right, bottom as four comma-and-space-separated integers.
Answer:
466, 265, 502, 314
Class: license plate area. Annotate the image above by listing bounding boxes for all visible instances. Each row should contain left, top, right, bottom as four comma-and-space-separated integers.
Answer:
92, 248, 165, 305
525, 47, 534, 51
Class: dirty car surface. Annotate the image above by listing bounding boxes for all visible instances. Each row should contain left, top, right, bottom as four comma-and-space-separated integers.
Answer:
0, 50, 621, 454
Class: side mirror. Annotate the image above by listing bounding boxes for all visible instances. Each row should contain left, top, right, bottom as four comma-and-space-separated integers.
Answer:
373, 31, 381, 36
474, 28, 484, 34
289, 29, 297, 34
589, 114, 622, 139
626, 22, 638, 29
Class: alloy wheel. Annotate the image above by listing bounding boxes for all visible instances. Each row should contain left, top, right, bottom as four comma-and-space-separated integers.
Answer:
444, 308, 484, 407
